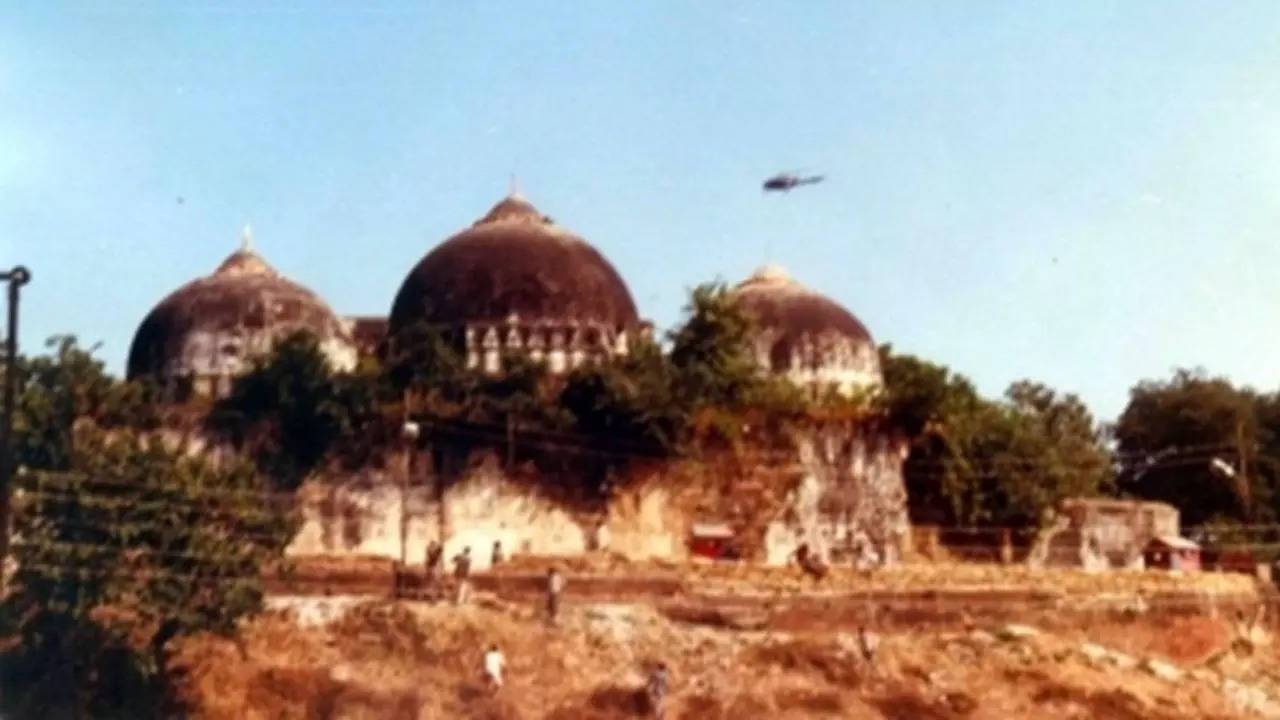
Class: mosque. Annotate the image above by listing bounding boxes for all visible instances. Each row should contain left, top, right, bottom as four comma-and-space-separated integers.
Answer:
125, 192, 907, 567
127, 192, 883, 401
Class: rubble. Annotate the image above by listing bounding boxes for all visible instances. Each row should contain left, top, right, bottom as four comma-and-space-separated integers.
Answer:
176, 557, 1273, 720
1223, 678, 1280, 717
169, 589, 1273, 720
997, 623, 1041, 641
1189, 667, 1219, 686
1141, 657, 1184, 682
1108, 649, 1139, 670
968, 629, 997, 647
1078, 642, 1108, 665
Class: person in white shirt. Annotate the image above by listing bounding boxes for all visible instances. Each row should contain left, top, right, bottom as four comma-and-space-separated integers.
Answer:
545, 567, 565, 625
483, 645, 505, 691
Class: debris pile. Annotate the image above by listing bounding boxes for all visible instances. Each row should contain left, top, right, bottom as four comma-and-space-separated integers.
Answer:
172, 580, 1278, 719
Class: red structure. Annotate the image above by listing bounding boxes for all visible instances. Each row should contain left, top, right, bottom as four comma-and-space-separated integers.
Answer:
1144, 536, 1201, 572
690, 523, 737, 560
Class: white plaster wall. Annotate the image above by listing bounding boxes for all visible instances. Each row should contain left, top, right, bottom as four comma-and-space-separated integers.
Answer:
436, 461, 587, 569
287, 425, 907, 570
288, 458, 587, 570
763, 427, 909, 567
167, 326, 356, 398
604, 485, 684, 560
288, 479, 407, 559
750, 330, 883, 397
764, 472, 825, 565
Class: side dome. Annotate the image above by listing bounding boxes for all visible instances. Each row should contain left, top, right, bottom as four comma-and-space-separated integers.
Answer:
127, 229, 357, 398
731, 264, 881, 394
389, 194, 639, 333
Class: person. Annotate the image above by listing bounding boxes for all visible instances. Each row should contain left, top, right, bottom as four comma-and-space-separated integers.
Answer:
425, 541, 443, 582
857, 626, 880, 667
645, 663, 669, 718
453, 546, 472, 605
545, 567, 565, 624
491, 540, 505, 568
793, 541, 828, 582
592, 519, 610, 552
482, 644, 505, 691
793, 541, 811, 569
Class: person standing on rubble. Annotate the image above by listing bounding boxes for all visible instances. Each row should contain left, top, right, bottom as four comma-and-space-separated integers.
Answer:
793, 541, 828, 582
425, 540, 443, 584
545, 566, 565, 625
857, 625, 880, 667
453, 546, 472, 605
483, 644, 505, 692
491, 540, 505, 568
646, 662, 669, 718
593, 518, 610, 552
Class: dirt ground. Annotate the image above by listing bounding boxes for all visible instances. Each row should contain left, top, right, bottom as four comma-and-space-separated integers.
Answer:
172, 562, 1280, 719
281, 553, 1259, 603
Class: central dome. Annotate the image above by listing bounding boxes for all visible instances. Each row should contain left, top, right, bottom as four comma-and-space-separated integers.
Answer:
388, 194, 639, 336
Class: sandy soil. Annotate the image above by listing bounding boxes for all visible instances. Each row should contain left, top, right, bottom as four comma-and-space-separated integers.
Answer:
171, 571, 1280, 719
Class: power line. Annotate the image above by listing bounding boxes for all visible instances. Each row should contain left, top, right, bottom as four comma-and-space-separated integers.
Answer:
12, 539, 281, 566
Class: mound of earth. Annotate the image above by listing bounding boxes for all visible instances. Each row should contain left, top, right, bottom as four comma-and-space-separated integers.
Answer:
170, 587, 1280, 719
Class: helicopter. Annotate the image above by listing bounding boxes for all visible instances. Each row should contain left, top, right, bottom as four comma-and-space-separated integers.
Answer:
762, 171, 824, 192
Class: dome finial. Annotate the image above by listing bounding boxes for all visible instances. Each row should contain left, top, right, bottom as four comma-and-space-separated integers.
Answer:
750, 263, 792, 284
240, 224, 254, 252
509, 173, 522, 198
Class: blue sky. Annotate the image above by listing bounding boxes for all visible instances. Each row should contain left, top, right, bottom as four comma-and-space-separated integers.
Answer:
4, 2, 1280, 422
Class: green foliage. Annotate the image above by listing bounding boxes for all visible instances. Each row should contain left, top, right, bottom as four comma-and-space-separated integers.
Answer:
468, 352, 568, 430
559, 284, 879, 456
881, 347, 1109, 526
386, 323, 569, 428
878, 344, 981, 437
1114, 369, 1262, 525
0, 608, 156, 720
383, 322, 468, 402
560, 337, 688, 452
209, 330, 382, 489
1, 427, 296, 719
11, 335, 158, 473
668, 282, 763, 409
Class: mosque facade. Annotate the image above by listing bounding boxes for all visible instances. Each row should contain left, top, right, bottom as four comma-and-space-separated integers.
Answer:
126, 192, 909, 566
129, 194, 882, 398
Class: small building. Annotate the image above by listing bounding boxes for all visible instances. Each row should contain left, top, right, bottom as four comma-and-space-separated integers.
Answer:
690, 523, 738, 560
1144, 536, 1201, 572
1043, 498, 1182, 570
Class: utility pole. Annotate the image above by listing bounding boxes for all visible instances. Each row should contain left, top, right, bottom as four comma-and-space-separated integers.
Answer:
1237, 419, 1251, 519
0, 266, 31, 588
401, 422, 420, 566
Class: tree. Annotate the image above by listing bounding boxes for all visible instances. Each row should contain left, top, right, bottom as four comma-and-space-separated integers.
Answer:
0, 426, 296, 719
880, 346, 982, 522
382, 321, 469, 402
880, 347, 1109, 526
559, 337, 689, 453
208, 330, 378, 489
878, 344, 981, 437
1114, 369, 1260, 525
668, 282, 763, 409
11, 335, 158, 473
